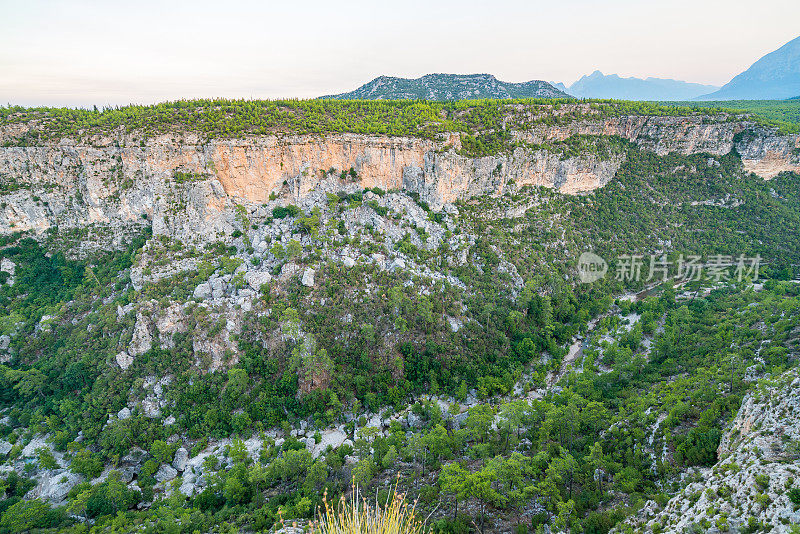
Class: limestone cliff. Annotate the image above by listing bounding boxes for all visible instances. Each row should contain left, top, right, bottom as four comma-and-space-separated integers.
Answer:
0, 107, 798, 245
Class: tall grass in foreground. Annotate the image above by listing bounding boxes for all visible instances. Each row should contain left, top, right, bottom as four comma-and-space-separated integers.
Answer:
311, 486, 424, 534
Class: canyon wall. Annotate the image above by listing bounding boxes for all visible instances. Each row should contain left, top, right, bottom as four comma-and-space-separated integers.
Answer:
0, 113, 798, 245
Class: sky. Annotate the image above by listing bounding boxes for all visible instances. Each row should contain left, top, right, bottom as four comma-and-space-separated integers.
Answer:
2, 0, 799, 108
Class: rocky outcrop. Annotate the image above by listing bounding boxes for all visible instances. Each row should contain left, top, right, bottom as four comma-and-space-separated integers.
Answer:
620, 369, 800, 533
0, 109, 797, 246
735, 128, 800, 178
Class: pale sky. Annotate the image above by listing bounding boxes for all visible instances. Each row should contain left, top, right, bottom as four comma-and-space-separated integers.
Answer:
1, 0, 799, 107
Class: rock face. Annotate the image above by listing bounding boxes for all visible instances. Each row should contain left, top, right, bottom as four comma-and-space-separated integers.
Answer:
0, 258, 15, 286
115, 351, 134, 370
128, 312, 153, 357
27, 470, 83, 506
735, 128, 800, 179
0, 108, 797, 245
620, 369, 800, 533
312, 429, 348, 458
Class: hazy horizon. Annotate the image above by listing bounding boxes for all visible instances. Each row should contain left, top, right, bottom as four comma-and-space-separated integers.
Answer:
2, 0, 799, 108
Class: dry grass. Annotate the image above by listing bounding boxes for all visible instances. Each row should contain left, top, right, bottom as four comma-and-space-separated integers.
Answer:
309, 485, 424, 534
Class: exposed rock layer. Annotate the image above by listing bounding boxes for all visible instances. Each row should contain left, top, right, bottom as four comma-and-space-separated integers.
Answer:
0, 114, 798, 243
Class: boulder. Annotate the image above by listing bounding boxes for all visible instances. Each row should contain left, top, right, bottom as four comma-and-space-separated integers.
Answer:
406, 412, 423, 429
279, 262, 300, 281
244, 271, 272, 292
342, 256, 356, 268
115, 351, 134, 371
451, 411, 469, 431
210, 277, 224, 292
117, 407, 132, 420
447, 316, 463, 332
365, 414, 383, 429
172, 447, 188, 472
153, 376, 172, 397
118, 465, 138, 483
0, 335, 10, 351
155, 464, 178, 483
121, 447, 148, 467
389, 257, 406, 272
301, 268, 315, 287
142, 398, 161, 418
193, 282, 212, 300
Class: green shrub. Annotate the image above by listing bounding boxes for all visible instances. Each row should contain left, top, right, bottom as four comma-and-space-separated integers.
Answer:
272, 205, 301, 219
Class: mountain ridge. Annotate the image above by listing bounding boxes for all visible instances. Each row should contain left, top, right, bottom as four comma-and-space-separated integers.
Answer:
565, 70, 719, 100
697, 35, 800, 100
320, 73, 570, 100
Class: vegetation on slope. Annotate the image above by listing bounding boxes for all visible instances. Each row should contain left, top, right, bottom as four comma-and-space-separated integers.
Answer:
320, 73, 569, 100
0, 98, 747, 147
671, 99, 800, 133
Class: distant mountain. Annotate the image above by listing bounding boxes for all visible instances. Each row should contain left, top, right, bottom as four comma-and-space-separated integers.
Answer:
321, 73, 570, 100
564, 71, 719, 101
697, 35, 800, 100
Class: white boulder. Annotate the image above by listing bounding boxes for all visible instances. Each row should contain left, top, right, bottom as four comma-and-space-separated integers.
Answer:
155, 464, 178, 483
193, 282, 212, 300
244, 271, 272, 292
172, 447, 189, 471
301, 268, 315, 287
115, 351, 134, 370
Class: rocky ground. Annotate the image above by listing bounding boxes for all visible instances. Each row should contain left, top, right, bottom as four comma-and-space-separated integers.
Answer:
618, 370, 800, 533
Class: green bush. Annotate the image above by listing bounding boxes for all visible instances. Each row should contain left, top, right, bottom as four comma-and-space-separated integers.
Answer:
272, 205, 301, 219
0, 499, 66, 531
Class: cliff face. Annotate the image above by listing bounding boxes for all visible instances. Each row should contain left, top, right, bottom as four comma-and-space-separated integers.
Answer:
620, 370, 800, 533
0, 113, 798, 245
